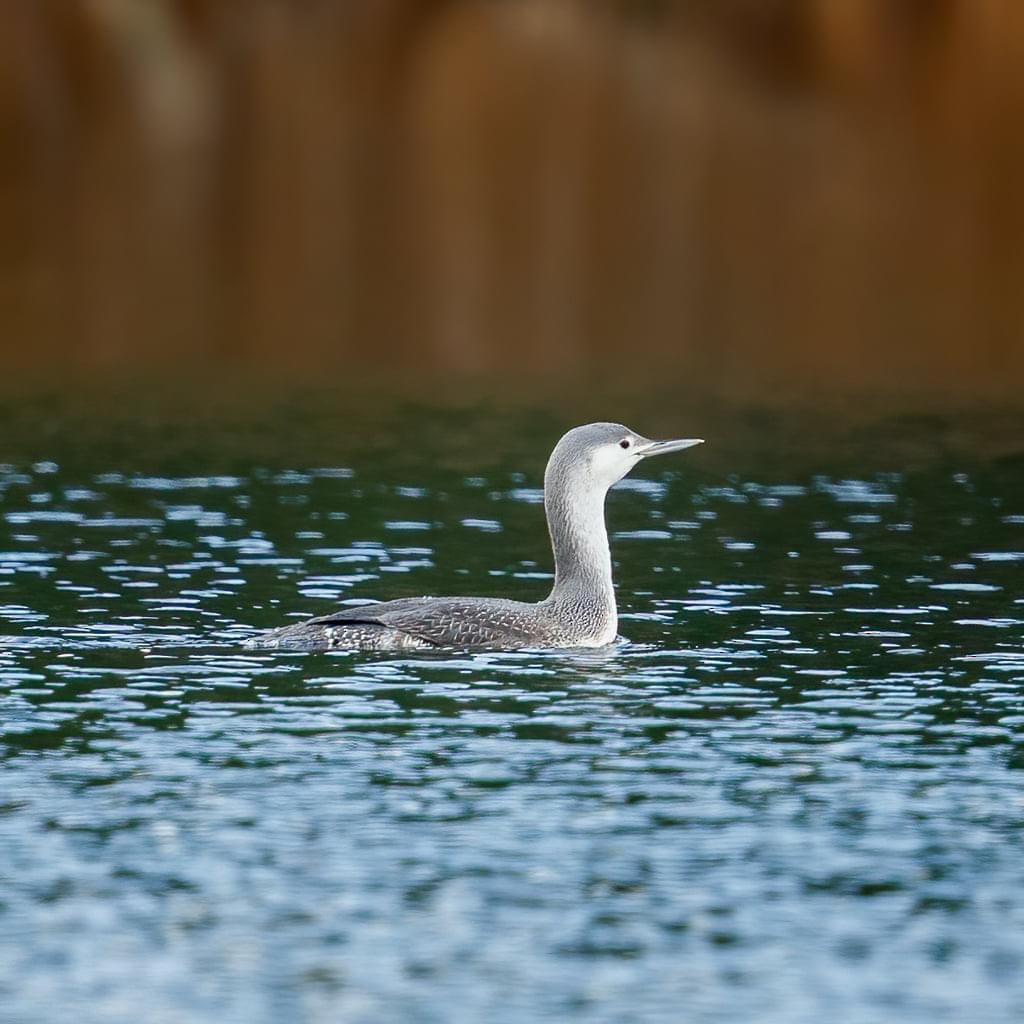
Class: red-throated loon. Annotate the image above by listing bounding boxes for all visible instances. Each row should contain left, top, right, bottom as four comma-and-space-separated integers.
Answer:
247, 423, 703, 651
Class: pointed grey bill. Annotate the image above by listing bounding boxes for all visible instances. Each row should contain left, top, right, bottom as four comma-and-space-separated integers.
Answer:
637, 437, 704, 458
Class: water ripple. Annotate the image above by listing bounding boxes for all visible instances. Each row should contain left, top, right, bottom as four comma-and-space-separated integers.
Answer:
0, 452, 1022, 1023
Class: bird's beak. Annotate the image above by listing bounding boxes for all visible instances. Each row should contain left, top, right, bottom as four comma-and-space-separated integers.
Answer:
637, 437, 704, 458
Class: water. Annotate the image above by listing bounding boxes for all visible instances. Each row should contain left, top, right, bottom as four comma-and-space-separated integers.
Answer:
1, 400, 1023, 1023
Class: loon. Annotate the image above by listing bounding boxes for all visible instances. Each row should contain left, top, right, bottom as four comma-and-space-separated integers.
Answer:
248, 422, 703, 652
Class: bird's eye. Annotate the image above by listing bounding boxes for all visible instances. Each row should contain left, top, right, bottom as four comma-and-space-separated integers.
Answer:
619, 438, 631, 449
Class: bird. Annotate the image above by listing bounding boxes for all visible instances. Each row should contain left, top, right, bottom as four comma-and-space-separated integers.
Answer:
247, 422, 703, 652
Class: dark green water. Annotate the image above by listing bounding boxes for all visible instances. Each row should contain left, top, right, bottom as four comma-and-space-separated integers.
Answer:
1, 398, 1023, 1023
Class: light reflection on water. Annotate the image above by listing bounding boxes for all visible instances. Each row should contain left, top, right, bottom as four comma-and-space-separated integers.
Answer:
1, 418, 1023, 1023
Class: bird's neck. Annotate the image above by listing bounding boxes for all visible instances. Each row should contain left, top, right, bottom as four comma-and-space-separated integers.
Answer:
543, 470, 617, 629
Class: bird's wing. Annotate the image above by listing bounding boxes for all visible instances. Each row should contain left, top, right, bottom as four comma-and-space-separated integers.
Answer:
309, 597, 545, 648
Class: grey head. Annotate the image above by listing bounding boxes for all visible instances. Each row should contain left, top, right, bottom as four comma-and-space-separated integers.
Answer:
544, 422, 704, 499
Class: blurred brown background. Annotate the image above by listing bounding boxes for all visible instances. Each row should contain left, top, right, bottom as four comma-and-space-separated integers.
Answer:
1, 0, 1022, 399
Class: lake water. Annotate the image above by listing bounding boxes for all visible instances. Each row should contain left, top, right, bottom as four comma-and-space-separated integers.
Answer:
1, 397, 1023, 1023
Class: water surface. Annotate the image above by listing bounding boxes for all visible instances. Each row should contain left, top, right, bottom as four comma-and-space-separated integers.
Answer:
1, 402, 1023, 1023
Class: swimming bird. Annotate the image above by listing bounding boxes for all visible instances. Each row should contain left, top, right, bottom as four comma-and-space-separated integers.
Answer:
248, 422, 703, 652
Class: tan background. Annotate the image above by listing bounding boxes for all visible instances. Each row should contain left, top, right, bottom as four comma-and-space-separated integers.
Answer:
2, 1, 1022, 400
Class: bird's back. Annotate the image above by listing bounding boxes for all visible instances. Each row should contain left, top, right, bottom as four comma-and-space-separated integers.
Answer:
248, 596, 564, 651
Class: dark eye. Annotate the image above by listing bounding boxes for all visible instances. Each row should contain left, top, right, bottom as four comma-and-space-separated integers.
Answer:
619, 438, 631, 449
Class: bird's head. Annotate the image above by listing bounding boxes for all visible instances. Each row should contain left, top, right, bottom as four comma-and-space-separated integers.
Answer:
546, 422, 704, 494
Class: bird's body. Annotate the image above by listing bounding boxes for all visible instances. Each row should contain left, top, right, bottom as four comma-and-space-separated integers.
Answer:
254, 594, 612, 652
248, 423, 702, 652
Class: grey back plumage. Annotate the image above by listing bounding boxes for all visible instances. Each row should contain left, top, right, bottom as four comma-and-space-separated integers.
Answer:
311, 597, 565, 648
